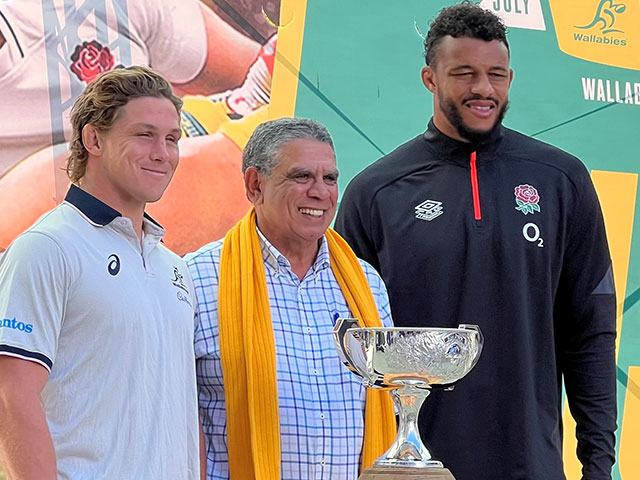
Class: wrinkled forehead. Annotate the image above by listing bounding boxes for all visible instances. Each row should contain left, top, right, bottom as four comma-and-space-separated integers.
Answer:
274, 138, 337, 169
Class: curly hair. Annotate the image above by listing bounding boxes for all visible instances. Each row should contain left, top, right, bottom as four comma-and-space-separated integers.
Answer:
67, 65, 183, 183
424, 1, 509, 66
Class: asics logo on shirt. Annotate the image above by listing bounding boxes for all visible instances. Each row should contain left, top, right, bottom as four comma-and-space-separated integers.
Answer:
1, 318, 33, 334
107, 254, 121, 276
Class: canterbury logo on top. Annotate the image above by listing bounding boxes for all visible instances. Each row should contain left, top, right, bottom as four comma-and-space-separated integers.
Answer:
549, 0, 640, 71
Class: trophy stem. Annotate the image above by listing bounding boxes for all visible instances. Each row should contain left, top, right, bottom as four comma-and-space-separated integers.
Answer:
374, 384, 443, 468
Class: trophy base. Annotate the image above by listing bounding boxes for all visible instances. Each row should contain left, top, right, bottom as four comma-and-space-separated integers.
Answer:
359, 466, 456, 480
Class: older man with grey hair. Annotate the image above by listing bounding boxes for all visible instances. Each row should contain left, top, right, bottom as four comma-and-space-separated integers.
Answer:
185, 117, 397, 480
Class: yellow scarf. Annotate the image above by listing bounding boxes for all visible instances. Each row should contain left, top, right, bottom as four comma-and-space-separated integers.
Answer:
218, 208, 396, 479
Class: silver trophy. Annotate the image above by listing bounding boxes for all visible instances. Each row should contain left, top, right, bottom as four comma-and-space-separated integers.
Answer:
334, 320, 483, 480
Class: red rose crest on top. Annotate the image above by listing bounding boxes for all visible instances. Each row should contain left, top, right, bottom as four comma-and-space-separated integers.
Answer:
70, 41, 115, 84
514, 184, 541, 215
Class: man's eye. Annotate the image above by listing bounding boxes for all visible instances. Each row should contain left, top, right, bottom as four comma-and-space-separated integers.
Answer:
324, 175, 338, 184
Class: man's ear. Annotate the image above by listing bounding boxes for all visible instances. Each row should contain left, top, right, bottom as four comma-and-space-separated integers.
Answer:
82, 124, 102, 156
421, 66, 437, 93
244, 167, 264, 205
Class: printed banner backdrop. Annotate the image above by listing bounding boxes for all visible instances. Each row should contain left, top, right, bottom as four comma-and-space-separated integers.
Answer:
0, 0, 638, 478
0, 0, 285, 255
292, 0, 639, 479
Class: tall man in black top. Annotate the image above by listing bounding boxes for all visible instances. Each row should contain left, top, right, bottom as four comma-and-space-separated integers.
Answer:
335, 2, 617, 479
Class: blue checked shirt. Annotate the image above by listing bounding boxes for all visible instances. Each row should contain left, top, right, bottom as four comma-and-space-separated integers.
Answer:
185, 228, 393, 480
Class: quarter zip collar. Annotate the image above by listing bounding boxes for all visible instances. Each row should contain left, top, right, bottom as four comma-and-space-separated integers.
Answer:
422, 119, 504, 222
422, 118, 504, 167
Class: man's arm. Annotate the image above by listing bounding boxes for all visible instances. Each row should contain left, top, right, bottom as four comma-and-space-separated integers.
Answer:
174, 3, 260, 95
335, 174, 381, 272
557, 170, 617, 479
0, 356, 55, 480
199, 421, 206, 480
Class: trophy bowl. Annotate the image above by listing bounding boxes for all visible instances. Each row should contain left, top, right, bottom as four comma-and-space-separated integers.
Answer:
334, 320, 483, 478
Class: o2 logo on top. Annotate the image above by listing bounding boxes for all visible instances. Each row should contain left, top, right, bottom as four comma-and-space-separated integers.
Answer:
479, 0, 547, 31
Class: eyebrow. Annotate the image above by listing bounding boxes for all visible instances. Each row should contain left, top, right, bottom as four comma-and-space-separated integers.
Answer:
451, 64, 509, 72
131, 123, 181, 135
286, 167, 339, 176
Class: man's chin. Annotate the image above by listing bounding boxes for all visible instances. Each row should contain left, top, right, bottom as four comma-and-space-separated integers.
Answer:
457, 122, 500, 145
447, 99, 509, 144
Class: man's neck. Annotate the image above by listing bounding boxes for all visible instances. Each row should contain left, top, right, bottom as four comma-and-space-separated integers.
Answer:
286, 249, 319, 282
259, 230, 321, 281
78, 182, 145, 241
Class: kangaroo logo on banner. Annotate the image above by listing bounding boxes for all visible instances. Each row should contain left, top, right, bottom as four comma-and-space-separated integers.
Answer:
479, 0, 546, 31
549, 0, 640, 71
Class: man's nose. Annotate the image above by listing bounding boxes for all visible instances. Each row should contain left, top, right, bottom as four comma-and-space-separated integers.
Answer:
308, 178, 331, 199
151, 138, 170, 161
470, 73, 494, 98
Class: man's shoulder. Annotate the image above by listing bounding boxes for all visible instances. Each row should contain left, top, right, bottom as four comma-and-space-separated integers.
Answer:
347, 134, 428, 193
7, 203, 80, 253
357, 257, 385, 289
0, 208, 75, 296
184, 238, 225, 269
501, 127, 588, 177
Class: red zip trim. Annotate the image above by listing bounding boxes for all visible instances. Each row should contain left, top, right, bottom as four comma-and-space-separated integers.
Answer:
470, 151, 482, 220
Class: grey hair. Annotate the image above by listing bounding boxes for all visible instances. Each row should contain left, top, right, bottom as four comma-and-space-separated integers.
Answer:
242, 117, 335, 175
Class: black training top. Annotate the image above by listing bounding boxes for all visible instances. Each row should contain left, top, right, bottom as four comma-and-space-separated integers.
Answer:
335, 120, 617, 480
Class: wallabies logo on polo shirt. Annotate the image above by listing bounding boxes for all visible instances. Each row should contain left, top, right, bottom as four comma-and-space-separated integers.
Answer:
172, 267, 192, 308
172, 267, 188, 292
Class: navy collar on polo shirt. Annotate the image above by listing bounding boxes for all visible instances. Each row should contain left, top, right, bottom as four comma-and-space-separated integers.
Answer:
64, 184, 164, 229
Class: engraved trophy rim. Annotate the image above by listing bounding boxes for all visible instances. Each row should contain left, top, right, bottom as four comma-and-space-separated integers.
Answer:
333, 320, 484, 473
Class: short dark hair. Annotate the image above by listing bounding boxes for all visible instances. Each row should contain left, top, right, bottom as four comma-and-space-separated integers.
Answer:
424, 1, 509, 66
67, 65, 182, 183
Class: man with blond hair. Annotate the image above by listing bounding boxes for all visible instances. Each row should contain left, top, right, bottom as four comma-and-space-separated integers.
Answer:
0, 66, 201, 479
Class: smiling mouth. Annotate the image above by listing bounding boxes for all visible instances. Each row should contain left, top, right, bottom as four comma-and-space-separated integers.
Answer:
141, 167, 168, 175
468, 105, 493, 111
464, 101, 497, 119
299, 208, 324, 217
464, 97, 498, 113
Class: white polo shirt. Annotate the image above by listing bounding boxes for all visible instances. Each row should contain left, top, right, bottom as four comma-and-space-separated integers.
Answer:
0, 185, 200, 479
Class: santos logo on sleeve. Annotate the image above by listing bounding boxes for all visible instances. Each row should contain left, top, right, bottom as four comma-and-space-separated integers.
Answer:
1, 318, 33, 334
549, 0, 640, 71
